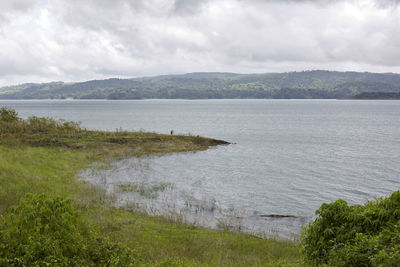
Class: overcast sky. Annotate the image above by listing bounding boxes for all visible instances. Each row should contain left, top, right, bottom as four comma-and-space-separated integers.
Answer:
0, 0, 399, 86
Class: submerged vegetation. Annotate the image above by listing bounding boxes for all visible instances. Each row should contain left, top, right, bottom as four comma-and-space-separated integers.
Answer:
118, 182, 173, 199
1, 106, 398, 266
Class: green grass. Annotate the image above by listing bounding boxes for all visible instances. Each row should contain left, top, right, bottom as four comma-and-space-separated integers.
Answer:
0, 108, 301, 266
0, 147, 301, 266
0, 146, 90, 213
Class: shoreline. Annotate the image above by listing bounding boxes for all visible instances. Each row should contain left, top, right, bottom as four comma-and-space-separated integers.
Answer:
0, 109, 300, 265
80, 153, 309, 241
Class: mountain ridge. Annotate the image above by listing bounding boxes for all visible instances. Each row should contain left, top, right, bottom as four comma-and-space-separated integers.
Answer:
1, 70, 400, 99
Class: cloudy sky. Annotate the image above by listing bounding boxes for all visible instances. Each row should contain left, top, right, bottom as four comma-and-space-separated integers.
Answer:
0, 0, 399, 86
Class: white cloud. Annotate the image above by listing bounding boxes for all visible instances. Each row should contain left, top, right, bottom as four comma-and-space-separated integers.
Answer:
0, 0, 399, 86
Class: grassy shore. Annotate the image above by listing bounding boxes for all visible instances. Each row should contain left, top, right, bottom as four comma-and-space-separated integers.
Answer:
0, 108, 301, 266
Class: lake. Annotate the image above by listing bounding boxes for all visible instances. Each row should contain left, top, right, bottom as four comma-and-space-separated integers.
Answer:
2, 99, 399, 239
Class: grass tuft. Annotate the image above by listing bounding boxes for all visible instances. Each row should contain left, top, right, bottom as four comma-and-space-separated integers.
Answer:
118, 182, 173, 199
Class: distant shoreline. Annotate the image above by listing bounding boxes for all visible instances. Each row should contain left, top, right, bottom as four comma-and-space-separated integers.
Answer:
0, 97, 399, 101
1, 71, 400, 100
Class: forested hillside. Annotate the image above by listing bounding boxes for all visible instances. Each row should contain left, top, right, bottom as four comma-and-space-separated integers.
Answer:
1, 70, 400, 99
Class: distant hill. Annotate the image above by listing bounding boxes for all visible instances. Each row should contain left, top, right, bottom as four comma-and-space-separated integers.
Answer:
1, 70, 400, 99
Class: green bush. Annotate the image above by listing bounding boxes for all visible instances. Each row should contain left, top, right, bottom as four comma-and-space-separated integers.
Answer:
0, 194, 140, 266
0, 107, 19, 123
302, 191, 400, 266
0, 107, 21, 134
0, 107, 82, 136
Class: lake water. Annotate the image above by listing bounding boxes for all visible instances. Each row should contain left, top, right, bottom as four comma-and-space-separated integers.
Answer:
2, 99, 400, 239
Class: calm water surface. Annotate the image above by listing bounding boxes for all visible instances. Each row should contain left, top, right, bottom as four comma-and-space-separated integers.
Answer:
2, 99, 399, 238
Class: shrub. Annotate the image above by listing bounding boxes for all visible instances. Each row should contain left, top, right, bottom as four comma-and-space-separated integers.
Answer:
0, 108, 82, 136
25, 116, 81, 134
0, 107, 19, 123
0, 107, 22, 134
0, 194, 140, 266
302, 191, 400, 266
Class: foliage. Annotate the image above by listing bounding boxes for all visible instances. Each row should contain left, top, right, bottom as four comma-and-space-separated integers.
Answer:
353, 91, 400, 99
1, 70, 400, 99
0, 194, 139, 266
0, 106, 19, 122
302, 191, 400, 266
0, 107, 81, 136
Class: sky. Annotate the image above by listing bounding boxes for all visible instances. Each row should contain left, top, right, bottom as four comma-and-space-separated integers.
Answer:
0, 0, 399, 86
